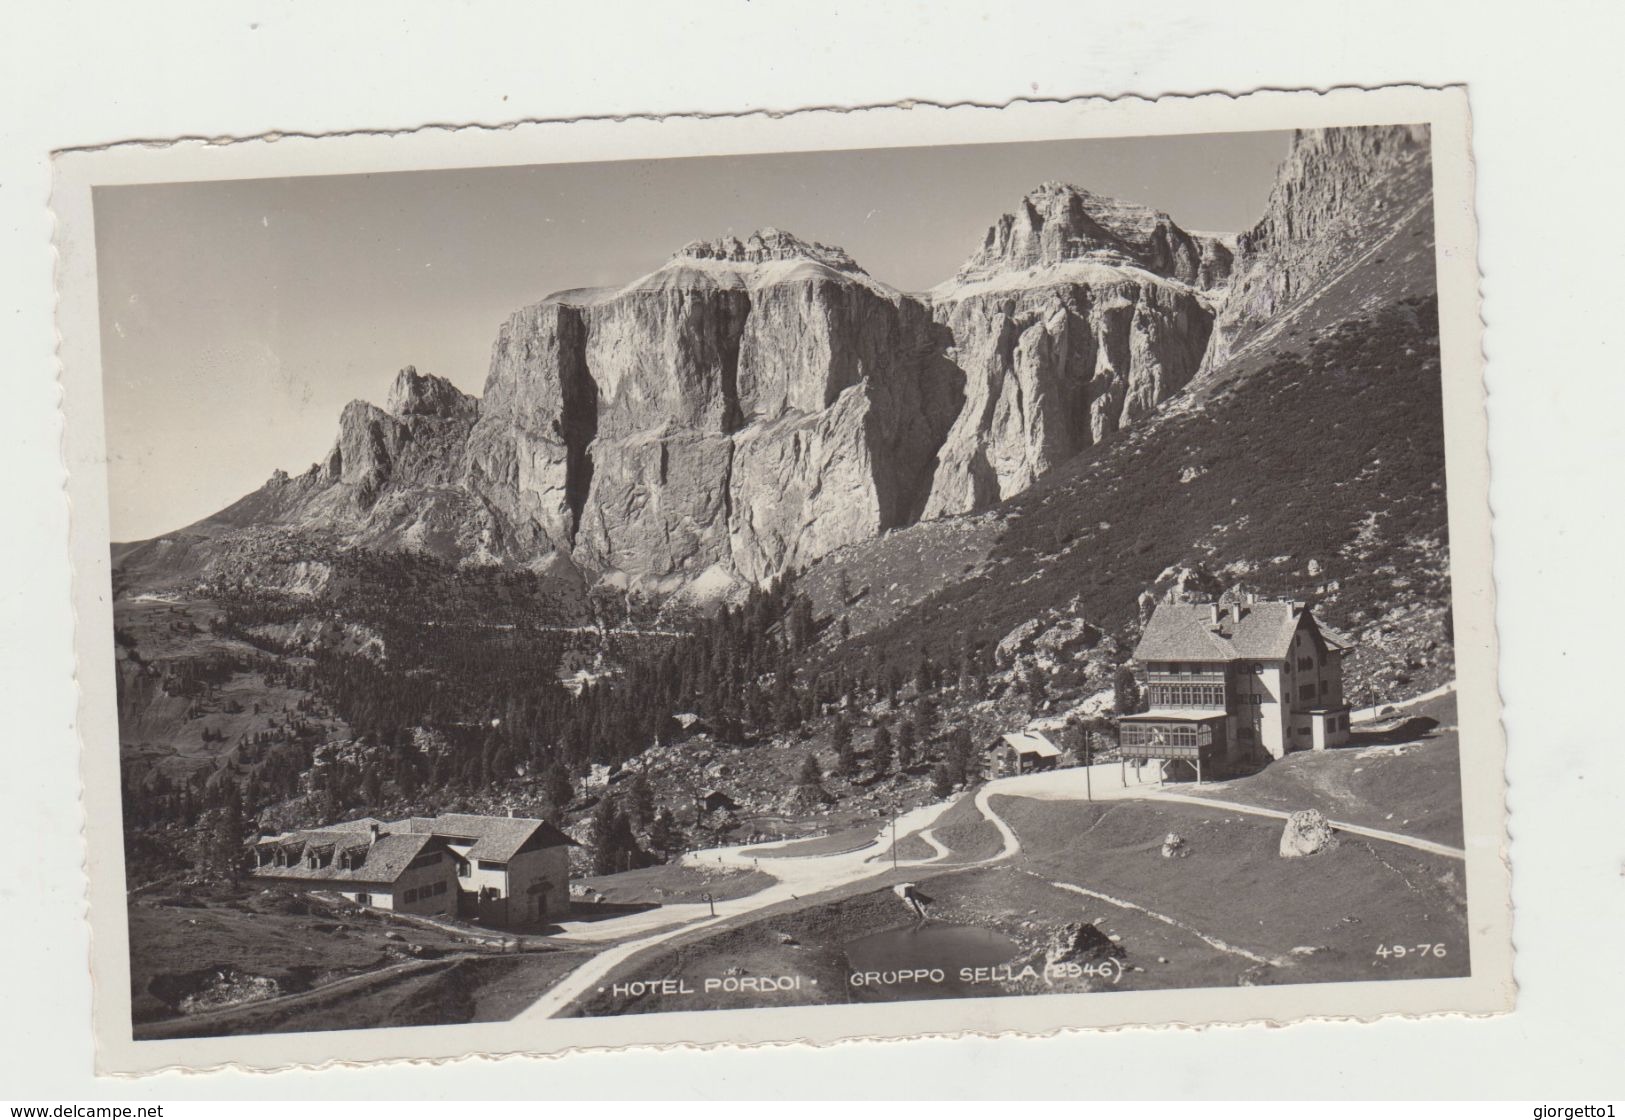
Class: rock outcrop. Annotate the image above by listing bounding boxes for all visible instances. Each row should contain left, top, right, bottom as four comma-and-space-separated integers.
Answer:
241, 367, 502, 563
1279, 809, 1339, 858
1202, 125, 1433, 377
1046, 921, 1124, 966
919, 183, 1229, 518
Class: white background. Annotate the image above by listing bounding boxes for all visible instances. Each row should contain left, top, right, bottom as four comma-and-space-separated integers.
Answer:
4, 0, 1622, 1100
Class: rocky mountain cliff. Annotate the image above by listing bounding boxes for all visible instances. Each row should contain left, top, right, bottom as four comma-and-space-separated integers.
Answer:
119, 127, 1434, 603
1201, 124, 1433, 380
919, 183, 1230, 517
466, 228, 961, 591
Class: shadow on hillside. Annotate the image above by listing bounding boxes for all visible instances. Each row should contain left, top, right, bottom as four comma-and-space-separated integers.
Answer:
1339, 715, 1440, 749
564, 900, 660, 924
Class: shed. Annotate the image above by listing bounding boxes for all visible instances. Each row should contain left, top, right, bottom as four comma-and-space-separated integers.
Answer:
697, 788, 739, 814
999, 731, 1061, 775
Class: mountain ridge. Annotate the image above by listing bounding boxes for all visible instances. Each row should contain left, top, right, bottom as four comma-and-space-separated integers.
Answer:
114, 127, 1430, 611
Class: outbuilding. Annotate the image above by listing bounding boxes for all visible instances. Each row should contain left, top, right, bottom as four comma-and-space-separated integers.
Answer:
998, 731, 1061, 775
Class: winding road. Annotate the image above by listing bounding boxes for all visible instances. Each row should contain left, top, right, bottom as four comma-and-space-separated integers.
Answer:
515, 691, 1459, 1018
512, 797, 959, 1021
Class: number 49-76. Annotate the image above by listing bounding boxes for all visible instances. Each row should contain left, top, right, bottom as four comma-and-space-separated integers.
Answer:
1376, 943, 1447, 959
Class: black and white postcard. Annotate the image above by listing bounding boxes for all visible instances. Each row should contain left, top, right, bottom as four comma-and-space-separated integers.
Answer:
52, 85, 1510, 1073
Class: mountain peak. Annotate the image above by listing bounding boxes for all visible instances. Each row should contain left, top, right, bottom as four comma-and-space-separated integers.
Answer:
386, 366, 477, 420
672, 227, 868, 276
948, 182, 1232, 291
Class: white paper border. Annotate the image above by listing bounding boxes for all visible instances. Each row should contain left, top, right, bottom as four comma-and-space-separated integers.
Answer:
51, 85, 1509, 1076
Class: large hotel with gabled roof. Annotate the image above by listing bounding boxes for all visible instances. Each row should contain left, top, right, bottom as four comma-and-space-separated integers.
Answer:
1118, 596, 1354, 781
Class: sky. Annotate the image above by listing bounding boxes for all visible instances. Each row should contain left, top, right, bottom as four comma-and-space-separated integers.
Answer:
94, 129, 1291, 542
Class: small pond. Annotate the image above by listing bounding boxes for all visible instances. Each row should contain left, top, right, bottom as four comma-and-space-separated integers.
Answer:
843, 922, 1022, 1001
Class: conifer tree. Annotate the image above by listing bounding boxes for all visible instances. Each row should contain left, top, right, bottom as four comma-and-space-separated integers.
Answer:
896, 718, 917, 771
797, 752, 824, 798
588, 795, 633, 875
628, 768, 655, 827
1114, 665, 1144, 716
870, 723, 894, 776
648, 806, 684, 858
831, 715, 855, 777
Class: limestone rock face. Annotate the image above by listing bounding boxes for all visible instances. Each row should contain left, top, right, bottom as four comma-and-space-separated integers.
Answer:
215, 367, 499, 564
954, 182, 1233, 290
473, 231, 960, 591
1203, 125, 1433, 375
464, 302, 594, 558
921, 285, 1214, 517
919, 184, 1227, 518
164, 136, 1426, 600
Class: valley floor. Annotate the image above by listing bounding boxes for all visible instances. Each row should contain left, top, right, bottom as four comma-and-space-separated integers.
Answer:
555, 688, 1468, 1018
126, 689, 1468, 1035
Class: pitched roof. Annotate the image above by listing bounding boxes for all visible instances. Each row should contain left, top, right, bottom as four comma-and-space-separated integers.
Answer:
1132, 600, 1311, 663
390, 812, 578, 860
253, 830, 440, 885
1120, 708, 1230, 722
1001, 731, 1061, 757
254, 812, 578, 887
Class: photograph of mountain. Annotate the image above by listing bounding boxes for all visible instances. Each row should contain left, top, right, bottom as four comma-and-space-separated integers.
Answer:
91, 117, 1480, 1043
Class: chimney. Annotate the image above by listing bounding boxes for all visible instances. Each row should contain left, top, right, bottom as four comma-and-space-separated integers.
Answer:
1230, 603, 1244, 624
507, 807, 515, 818
368, 822, 380, 844
1208, 603, 1221, 624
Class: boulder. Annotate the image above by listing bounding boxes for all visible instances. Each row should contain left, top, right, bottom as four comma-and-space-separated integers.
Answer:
1161, 832, 1188, 859
995, 618, 1045, 666
1046, 922, 1125, 966
1279, 809, 1339, 858
1033, 617, 1100, 661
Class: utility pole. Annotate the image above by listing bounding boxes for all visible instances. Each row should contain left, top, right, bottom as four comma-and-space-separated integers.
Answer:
891, 813, 898, 871
1084, 731, 1093, 802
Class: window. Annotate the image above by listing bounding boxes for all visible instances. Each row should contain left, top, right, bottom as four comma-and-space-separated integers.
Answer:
1121, 722, 1212, 748
1149, 682, 1225, 708
1299, 683, 1316, 702
403, 887, 418, 904
355, 892, 371, 906
1320, 680, 1329, 694
454, 858, 470, 877
478, 860, 508, 872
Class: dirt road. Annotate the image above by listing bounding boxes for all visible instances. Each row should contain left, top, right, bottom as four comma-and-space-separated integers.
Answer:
511, 797, 957, 1021
515, 686, 1460, 1018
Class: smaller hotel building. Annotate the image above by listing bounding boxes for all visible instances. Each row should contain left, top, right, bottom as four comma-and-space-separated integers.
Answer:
252, 811, 576, 926
1119, 598, 1353, 779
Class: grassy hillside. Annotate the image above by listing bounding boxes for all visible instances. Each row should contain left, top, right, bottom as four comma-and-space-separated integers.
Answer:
814, 293, 1450, 707
1184, 691, 1463, 848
